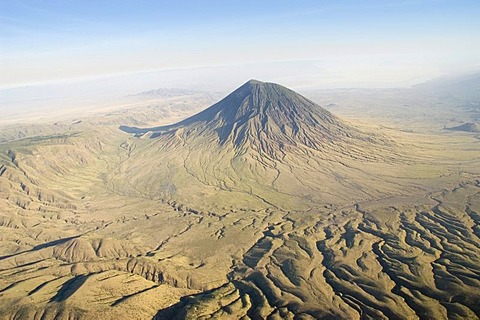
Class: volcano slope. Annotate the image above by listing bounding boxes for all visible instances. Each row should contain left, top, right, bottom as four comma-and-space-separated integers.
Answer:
0, 80, 479, 319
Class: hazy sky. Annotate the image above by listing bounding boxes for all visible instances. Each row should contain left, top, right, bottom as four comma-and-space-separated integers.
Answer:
1, 0, 480, 89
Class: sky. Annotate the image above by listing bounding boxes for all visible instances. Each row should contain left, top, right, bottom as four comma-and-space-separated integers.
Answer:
1, 0, 480, 90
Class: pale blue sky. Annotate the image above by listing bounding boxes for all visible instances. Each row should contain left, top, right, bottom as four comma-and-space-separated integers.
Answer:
1, 0, 480, 88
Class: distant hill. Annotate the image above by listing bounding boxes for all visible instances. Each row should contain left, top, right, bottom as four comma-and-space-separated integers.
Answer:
128, 87, 203, 99
447, 122, 480, 133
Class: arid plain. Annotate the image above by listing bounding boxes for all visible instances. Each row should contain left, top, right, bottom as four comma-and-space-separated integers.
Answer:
0, 75, 479, 319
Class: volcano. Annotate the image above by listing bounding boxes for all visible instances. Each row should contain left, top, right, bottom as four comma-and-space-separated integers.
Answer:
122, 80, 363, 156
119, 80, 404, 209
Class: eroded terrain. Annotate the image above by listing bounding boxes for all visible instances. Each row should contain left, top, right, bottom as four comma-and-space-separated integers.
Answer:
0, 80, 479, 319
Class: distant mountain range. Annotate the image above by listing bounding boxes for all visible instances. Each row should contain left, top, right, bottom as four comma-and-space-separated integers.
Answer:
414, 72, 480, 101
